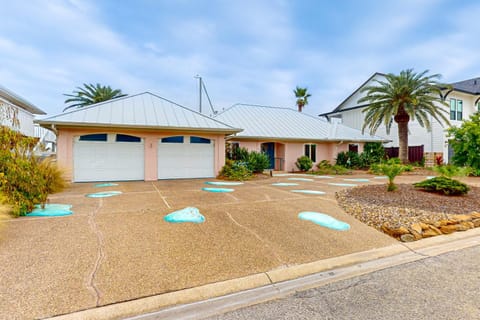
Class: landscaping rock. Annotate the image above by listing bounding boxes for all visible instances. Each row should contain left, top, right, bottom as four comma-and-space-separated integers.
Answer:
422, 225, 442, 237
470, 212, 480, 219
336, 183, 480, 242
410, 223, 422, 234
439, 225, 459, 234
473, 219, 480, 228
400, 234, 416, 242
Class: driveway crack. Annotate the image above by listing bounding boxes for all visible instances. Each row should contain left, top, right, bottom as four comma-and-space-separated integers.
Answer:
86, 199, 105, 306
225, 211, 285, 265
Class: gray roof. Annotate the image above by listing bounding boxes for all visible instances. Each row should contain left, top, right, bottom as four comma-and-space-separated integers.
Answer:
450, 77, 480, 94
215, 104, 386, 142
0, 85, 46, 115
36, 92, 241, 133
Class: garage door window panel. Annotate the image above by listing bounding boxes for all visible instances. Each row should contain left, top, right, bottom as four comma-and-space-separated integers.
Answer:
161, 136, 184, 143
116, 134, 141, 142
190, 136, 211, 144
79, 133, 107, 141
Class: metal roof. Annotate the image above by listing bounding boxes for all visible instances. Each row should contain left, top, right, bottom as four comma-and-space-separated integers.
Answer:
0, 85, 46, 115
36, 92, 241, 133
215, 104, 385, 142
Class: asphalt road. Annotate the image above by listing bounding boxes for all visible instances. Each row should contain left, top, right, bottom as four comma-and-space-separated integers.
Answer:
205, 245, 480, 320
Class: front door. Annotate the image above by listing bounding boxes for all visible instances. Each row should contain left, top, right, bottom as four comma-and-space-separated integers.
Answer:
261, 142, 275, 169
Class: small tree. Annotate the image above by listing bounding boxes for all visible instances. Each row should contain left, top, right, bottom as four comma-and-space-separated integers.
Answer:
371, 159, 405, 191
447, 112, 480, 174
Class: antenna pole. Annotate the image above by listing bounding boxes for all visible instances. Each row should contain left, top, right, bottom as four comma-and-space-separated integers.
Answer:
194, 75, 202, 113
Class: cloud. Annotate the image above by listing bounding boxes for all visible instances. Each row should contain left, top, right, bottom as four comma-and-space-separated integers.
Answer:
1, 0, 480, 118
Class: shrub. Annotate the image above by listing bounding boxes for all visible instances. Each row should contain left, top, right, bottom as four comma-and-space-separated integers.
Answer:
371, 161, 406, 191
247, 151, 270, 173
218, 160, 252, 181
432, 164, 472, 178
362, 142, 386, 165
0, 126, 66, 216
332, 165, 349, 175
335, 151, 360, 168
0, 193, 11, 238
414, 176, 469, 196
310, 161, 349, 175
295, 156, 313, 171
232, 146, 249, 161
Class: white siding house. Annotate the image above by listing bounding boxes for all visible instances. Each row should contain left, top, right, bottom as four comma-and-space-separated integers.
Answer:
321, 73, 480, 163
0, 85, 46, 136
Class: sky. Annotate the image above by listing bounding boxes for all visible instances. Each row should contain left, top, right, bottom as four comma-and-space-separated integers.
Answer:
1, 0, 480, 117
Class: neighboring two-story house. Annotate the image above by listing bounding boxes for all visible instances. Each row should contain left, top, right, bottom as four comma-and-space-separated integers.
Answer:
0, 85, 46, 136
321, 72, 480, 163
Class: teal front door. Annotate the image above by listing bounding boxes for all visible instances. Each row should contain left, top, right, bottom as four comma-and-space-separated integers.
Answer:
261, 143, 275, 169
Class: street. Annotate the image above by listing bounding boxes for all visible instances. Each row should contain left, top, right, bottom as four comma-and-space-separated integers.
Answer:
206, 245, 480, 320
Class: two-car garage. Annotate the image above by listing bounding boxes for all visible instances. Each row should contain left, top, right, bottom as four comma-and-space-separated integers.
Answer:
38, 92, 240, 182
73, 133, 215, 182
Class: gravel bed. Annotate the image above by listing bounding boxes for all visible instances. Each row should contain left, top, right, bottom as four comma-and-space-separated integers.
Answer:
336, 183, 480, 230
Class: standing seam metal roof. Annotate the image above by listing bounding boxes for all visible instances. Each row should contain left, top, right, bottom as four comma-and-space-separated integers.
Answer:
215, 103, 385, 142
36, 92, 240, 132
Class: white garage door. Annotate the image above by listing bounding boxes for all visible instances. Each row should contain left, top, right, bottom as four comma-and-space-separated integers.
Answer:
158, 136, 214, 179
73, 133, 145, 182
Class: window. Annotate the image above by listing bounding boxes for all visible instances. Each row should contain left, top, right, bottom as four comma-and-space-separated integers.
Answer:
450, 98, 463, 121
161, 136, 184, 143
477, 102, 480, 112
348, 144, 359, 153
190, 136, 210, 144
79, 133, 107, 141
304, 144, 316, 162
116, 134, 141, 142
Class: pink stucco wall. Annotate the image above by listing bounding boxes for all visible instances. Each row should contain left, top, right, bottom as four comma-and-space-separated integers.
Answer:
231, 139, 361, 172
56, 128, 226, 181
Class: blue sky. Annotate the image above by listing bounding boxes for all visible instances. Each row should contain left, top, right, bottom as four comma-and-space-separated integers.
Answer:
1, 0, 479, 117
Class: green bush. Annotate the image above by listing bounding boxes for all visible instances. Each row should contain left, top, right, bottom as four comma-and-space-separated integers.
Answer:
295, 156, 313, 171
332, 165, 349, 174
432, 164, 472, 178
312, 161, 349, 175
414, 176, 470, 196
218, 160, 252, 181
371, 161, 406, 191
0, 126, 66, 216
232, 146, 249, 161
362, 142, 386, 165
335, 151, 360, 168
247, 151, 270, 173
446, 112, 480, 169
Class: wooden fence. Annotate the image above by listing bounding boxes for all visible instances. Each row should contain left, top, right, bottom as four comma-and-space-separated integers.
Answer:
384, 145, 424, 163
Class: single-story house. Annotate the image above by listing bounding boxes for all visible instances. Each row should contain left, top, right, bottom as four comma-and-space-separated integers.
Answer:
214, 104, 386, 172
1, 84, 46, 136
320, 72, 480, 163
36, 92, 241, 182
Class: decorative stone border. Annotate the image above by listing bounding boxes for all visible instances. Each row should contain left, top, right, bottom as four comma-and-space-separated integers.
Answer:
381, 212, 480, 242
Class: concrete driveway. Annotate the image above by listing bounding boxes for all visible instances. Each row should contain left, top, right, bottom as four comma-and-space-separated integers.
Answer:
0, 174, 399, 319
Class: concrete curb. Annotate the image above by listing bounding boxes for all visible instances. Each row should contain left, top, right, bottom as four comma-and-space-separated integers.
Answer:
47, 228, 480, 320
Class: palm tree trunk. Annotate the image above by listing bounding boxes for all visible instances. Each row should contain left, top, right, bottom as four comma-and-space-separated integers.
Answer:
397, 121, 409, 164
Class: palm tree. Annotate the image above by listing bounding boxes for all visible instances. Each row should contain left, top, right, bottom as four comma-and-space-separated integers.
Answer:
63, 83, 127, 112
293, 86, 311, 112
358, 69, 450, 164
